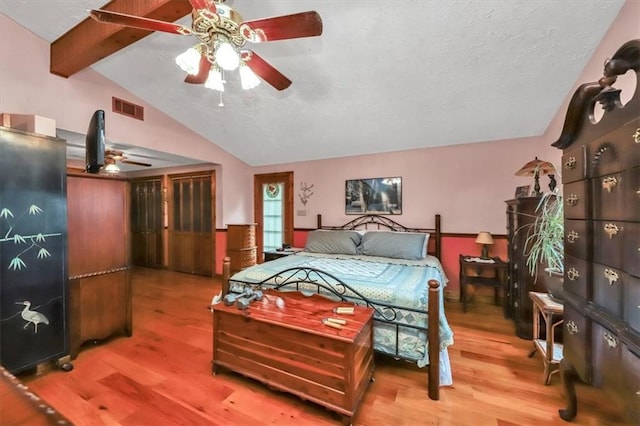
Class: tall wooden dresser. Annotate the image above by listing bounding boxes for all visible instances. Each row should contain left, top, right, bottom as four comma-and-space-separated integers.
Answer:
226, 223, 257, 274
553, 39, 639, 423
505, 195, 547, 339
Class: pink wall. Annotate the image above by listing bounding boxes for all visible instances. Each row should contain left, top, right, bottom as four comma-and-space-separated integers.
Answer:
0, 14, 253, 229
2, 2, 638, 280
253, 137, 560, 235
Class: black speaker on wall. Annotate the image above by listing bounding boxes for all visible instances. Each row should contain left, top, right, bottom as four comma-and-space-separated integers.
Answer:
85, 110, 105, 174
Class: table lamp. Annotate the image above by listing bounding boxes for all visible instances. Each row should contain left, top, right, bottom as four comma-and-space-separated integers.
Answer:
515, 157, 556, 197
475, 231, 494, 258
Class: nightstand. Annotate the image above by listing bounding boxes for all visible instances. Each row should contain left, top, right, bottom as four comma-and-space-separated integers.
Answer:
459, 255, 508, 313
263, 248, 303, 262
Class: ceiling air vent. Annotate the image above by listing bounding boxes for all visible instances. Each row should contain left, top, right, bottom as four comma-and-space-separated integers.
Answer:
112, 97, 144, 121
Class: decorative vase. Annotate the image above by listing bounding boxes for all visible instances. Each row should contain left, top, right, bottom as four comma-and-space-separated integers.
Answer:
542, 268, 564, 303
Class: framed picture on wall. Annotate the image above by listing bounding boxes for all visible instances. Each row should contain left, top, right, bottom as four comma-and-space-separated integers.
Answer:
515, 185, 530, 198
345, 177, 402, 215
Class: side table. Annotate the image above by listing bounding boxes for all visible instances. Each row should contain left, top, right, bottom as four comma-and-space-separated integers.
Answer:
264, 247, 303, 262
528, 291, 564, 385
459, 255, 508, 313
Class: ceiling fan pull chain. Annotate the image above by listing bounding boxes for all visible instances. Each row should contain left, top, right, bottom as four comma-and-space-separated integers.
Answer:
219, 69, 225, 107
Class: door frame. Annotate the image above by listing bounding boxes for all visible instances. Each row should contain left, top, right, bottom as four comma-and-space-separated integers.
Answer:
254, 172, 294, 262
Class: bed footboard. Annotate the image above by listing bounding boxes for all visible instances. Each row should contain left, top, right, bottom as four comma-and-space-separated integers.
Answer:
221, 256, 442, 400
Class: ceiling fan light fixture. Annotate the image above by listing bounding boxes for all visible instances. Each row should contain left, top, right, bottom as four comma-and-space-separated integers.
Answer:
204, 67, 225, 92
215, 42, 240, 71
103, 160, 120, 174
239, 63, 260, 90
175, 47, 201, 75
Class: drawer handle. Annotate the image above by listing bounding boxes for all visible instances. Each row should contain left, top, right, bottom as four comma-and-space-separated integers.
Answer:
603, 331, 618, 349
604, 223, 620, 239
634, 127, 640, 144
567, 268, 580, 281
604, 268, 619, 285
565, 156, 577, 170
567, 321, 578, 335
566, 194, 579, 206
602, 177, 618, 193
567, 231, 580, 243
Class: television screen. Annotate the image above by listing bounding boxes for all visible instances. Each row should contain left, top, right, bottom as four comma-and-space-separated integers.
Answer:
85, 110, 105, 173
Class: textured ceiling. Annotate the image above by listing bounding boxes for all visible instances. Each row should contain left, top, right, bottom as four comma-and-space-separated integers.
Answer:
0, 0, 626, 167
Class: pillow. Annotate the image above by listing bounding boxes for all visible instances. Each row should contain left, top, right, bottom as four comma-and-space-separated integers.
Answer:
304, 230, 362, 255
359, 231, 429, 260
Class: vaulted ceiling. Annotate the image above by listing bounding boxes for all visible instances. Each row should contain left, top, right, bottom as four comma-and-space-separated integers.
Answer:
0, 0, 627, 167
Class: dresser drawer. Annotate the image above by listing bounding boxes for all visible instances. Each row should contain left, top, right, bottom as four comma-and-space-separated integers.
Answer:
591, 322, 622, 389
564, 181, 589, 220
592, 219, 625, 270
623, 166, 640, 222
564, 255, 590, 300
624, 221, 640, 278
564, 219, 589, 260
561, 145, 586, 184
563, 304, 591, 383
588, 119, 640, 178
620, 343, 640, 424
622, 122, 640, 170
593, 263, 624, 318
623, 274, 640, 334
592, 171, 624, 221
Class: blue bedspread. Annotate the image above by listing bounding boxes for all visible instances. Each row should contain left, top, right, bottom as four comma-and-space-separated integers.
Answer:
230, 252, 454, 367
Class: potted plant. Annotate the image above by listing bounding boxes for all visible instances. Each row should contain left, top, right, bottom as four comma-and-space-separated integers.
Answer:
521, 191, 564, 301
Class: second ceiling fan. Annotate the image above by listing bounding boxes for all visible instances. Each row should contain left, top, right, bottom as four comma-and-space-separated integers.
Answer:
89, 0, 323, 91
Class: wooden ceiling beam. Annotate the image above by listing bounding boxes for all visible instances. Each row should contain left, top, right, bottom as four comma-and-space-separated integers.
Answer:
50, 0, 193, 78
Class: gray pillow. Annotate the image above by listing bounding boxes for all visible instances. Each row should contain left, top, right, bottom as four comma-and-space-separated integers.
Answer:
359, 231, 429, 260
304, 230, 362, 255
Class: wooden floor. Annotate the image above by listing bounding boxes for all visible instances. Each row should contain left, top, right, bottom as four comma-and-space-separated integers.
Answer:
18, 267, 628, 425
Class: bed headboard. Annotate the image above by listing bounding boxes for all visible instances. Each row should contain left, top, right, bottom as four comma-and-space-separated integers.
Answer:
316, 214, 442, 260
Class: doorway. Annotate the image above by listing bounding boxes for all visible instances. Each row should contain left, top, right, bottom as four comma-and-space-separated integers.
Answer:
168, 171, 216, 276
130, 177, 164, 268
254, 172, 293, 262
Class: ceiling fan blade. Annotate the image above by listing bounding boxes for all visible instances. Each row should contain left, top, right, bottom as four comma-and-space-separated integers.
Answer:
121, 159, 152, 167
185, 56, 212, 84
240, 11, 323, 43
188, 0, 217, 15
89, 9, 193, 36
242, 51, 292, 91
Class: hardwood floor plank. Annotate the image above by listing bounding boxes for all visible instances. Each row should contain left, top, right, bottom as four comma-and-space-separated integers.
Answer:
12, 267, 627, 425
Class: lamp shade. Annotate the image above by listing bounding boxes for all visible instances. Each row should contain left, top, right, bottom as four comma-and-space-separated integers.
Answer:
475, 231, 494, 245
215, 42, 240, 71
515, 157, 556, 177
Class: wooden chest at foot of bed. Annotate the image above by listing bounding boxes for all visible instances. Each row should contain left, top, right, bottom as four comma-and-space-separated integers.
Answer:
212, 290, 374, 422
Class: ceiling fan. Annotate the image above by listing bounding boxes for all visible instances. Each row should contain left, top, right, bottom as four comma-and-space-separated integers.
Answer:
88, 0, 323, 91
103, 149, 152, 173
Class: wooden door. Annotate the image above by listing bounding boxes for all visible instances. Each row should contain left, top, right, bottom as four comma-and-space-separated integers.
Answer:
130, 178, 163, 268
169, 172, 215, 276
254, 172, 294, 262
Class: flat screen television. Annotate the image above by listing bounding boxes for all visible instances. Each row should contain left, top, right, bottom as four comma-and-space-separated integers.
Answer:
85, 110, 105, 173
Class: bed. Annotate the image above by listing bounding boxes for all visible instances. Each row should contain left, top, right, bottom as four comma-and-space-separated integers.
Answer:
220, 214, 453, 401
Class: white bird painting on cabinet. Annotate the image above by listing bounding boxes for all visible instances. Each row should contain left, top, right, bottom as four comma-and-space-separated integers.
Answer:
15, 301, 50, 333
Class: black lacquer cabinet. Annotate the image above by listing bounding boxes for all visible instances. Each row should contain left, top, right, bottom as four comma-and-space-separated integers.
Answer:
0, 126, 68, 373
